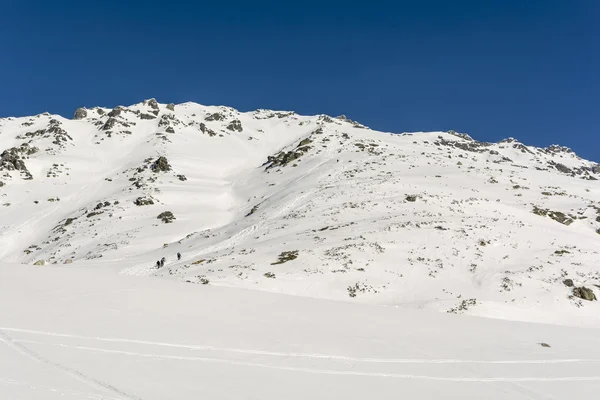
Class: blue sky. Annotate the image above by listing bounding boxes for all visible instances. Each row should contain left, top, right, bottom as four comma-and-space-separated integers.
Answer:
1, 0, 598, 161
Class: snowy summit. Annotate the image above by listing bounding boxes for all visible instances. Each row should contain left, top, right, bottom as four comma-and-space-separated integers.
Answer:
1, 99, 600, 399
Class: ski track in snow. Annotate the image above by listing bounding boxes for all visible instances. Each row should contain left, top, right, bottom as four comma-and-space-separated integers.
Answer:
11, 339, 600, 383
0, 330, 141, 400
3, 327, 599, 366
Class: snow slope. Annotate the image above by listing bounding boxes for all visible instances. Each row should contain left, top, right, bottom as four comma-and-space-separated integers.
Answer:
1, 262, 600, 400
1, 99, 599, 328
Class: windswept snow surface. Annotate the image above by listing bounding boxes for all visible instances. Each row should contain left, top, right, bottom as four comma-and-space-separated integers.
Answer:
1, 263, 600, 399
1, 99, 600, 397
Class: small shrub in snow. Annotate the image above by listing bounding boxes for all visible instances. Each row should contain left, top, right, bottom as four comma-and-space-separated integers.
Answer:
157, 211, 175, 223
271, 250, 299, 265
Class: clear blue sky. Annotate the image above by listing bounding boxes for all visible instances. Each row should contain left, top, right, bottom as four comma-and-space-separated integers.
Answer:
1, 0, 598, 161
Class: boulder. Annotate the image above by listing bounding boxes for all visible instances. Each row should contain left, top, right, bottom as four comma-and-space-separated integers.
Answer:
166, 103, 175, 111
73, 107, 87, 120
134, 197, 154, 206
563, 279, 574, 287
573, 286, 596, 301
33, 259, 46, 266
146, 98, 159, 110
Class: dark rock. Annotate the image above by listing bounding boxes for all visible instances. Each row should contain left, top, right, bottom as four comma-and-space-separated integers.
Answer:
573, 286, 596, 301
73, 108, 87, 120
166, 103, 175, 111
406, 195, 417, 202
246, 204, 259, 217
177, 174, 187, 181
165, 127, 175, 134
108, 107, 123, 118
151, 156, 171, 173
139, 113, 156, 120
198, 123, 217, 137
563, 279, 574, 287
134, 197, 154, 206
226, 119, 243, 132
554, 163, 573, 174
205, 112, 225, 122
64, 218, 76, 226
146, 98, 159, 110
101, 117, 117, 131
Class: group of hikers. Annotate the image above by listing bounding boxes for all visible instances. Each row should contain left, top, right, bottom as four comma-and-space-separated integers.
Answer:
155, 252, 182, 268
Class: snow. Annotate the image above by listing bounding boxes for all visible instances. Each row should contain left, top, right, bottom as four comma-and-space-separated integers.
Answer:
1, 263, 600, 399
1, 99, 599, 397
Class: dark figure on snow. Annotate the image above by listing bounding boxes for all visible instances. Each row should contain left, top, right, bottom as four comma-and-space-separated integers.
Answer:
177, 252, 181, 261
156, 260, 161, 268
160, 259, 165, 268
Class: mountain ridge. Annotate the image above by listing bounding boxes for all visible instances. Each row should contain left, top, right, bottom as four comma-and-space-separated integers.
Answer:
1, 98, 599, 327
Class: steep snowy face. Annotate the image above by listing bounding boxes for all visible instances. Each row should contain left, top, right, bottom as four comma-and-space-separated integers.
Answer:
1, 99, 599, 326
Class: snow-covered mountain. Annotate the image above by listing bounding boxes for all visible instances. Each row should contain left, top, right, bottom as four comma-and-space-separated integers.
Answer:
1, 99, 599, 327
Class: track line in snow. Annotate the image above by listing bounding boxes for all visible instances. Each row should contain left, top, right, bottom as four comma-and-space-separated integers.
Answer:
3, 327, 599, 365
14, 340, 600, 383
0, 377, 124, 400
0, 330, 141, 400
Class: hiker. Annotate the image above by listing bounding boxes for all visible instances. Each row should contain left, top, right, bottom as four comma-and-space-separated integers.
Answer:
177, 252, 181, 261
156, 260, 161, 268
160, 258, 165, 268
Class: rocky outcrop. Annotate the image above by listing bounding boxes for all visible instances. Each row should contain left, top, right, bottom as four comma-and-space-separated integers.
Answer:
198, 123, 217, 137
435, 136, 492, 153
166, 103, 175, 111
573, 286, 596, 301
226, 119, 243, 132
151, 156, 171, 173
108, 107, 123, 118
73, 108, 87, 120
134, 197, 154, 206
146, 98, 159, 110
263, 137, 313, 170
205, 112, 225, 122
101, 117, 117, 131
0, 144, 38, 180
